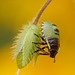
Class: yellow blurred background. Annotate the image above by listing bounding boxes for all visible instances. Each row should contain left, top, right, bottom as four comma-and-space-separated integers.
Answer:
0, 0, 75, 75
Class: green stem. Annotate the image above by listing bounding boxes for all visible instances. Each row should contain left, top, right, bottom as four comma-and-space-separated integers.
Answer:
33, 0, 52, 24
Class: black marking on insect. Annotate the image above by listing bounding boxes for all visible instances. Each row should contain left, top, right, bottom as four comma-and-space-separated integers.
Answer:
43, 35, 45, 38
41, 24, 44, 27
41, 28, 43, 31
54, 28, 59, 32
42, 22, 44, 24
42, 32, 44, 35
52, 24, 57, 26
55, 33, 59, 35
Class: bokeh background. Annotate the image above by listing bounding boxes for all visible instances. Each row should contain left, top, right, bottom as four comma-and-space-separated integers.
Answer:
0, 0, 75, 75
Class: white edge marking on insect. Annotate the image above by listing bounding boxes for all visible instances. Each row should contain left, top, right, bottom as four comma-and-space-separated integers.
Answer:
42, 24, 44, 25
46, 39, 50, 50
41, 26, 43, 29
58, 47, 60, 52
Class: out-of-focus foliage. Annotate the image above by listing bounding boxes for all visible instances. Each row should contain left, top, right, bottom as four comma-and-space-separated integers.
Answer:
0, 21, 16, 48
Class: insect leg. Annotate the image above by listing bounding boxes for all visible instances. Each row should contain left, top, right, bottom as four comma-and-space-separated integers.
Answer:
40, 36, 45, 41
32, 49, 40, 54
36, 46, 48, 54
39, 53, 49, 55
34, 33, 45, 41
32, 42, 47, 45
32, 46, 48, 54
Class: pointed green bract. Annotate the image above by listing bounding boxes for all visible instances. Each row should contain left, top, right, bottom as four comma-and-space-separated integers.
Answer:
14, 24, 40, 69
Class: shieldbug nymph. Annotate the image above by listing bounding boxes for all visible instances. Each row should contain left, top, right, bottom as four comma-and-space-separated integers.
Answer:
32, 21, 60, 62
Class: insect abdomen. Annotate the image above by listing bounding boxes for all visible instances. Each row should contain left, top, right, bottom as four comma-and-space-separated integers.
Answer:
48, 37, 59, 50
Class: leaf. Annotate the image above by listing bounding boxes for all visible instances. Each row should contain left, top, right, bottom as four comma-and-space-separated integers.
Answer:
13, 24, 40, 69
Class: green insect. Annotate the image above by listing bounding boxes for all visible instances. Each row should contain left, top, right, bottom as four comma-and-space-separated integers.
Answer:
32, 21, 60, 62
13, 24, 40, 75
13, 24, 40, 69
